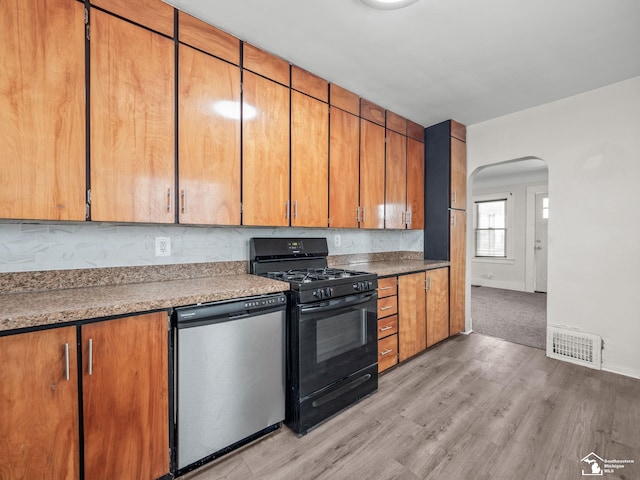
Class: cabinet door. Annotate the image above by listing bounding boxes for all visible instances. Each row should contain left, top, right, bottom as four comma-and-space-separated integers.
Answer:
291, 91, 328, 227
398, 272, 426, 361
384, 129, 407, 229
90, 0, 174, 37
406, 137, 424, 230
426, 268, 450, 347
450, 210, 466, 335
90, 10, 175, 223
242, 71, 290, 226
359, 119, 385, 229
0, 327, 79, 480
178, 44, 241, 225
329, 107, 360, 228
82, 312, 169, 480
450, 137, 467, 209
0, 0, 85, 221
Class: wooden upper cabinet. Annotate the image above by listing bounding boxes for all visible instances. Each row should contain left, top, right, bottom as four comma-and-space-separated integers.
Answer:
406, 137, 424, 230
243, 44, 290, 86
384, 129, 407, 229
292, 66, 328, 102
82, 312, 169, 480
0, 0, 85, 221
426, 268, 449, 347
242, 71, 290, 226
178, 11, 240, 65
386, 111, 407, 135
330, 83, 360, 116
450, 119, 467, 143
359, 119, 385, 229
291, 91, 329, 227
451, 137, 467, 209
91, 0, 174, 37
329, 107, 360, 228
0, 327, 80, 480
360, 98, 385, 126
90, 10, 175, 223
407, 120, 424, 142
178, 44, 241, 225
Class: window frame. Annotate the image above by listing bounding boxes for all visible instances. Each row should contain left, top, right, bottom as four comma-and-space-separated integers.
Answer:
473, 192, 514, 260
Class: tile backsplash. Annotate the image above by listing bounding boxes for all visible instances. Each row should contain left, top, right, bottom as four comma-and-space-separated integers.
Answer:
0, 223, 424, 273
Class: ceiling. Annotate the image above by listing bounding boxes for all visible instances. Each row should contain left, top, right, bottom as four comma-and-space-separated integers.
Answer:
164, 0, 640, 128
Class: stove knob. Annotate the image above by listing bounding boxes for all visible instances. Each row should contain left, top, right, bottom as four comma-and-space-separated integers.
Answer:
313, 289, 322, 299
325, 287, 333, 297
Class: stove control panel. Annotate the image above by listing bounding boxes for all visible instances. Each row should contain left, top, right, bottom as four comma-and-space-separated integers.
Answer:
313, 287, 334, 299
353, 281, 374, 292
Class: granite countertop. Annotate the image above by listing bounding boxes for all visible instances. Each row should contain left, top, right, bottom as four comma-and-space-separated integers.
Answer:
336, 259, 450, 277
0, 274, 289, 332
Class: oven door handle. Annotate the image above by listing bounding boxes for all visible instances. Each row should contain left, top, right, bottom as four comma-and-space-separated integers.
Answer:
300, 292, 377, 313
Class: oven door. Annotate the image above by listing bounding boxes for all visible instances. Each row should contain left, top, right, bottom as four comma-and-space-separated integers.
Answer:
296, 291, 377, 398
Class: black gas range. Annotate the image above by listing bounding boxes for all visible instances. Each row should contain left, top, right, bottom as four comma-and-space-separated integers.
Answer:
250, 237, 379, 434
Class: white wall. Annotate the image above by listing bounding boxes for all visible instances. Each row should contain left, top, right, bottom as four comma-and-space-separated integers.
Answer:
467, 75, 640, 379
0, 223, 423, 272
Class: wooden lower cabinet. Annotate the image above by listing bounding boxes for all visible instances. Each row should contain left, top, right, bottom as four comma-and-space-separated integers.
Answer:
0, 312, 169, 480
0, 327, 80, 480
398, 268, 450, 362
377, 276, 398, 372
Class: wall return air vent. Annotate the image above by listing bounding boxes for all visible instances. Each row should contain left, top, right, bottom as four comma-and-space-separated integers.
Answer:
547, 326, 602, 369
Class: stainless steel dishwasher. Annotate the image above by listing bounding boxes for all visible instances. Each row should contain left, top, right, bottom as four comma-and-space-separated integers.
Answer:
174, 293, 287, 475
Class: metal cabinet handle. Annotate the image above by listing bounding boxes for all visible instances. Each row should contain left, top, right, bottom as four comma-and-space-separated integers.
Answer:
380, 349, 393, 356
356, 206, 360, 223
294, 200, 298, 219
451, 212, 456, 227
406, 210, 412, 226
379, 286, 392, 291
379, 325, 393, 332
181, 189, 187, 214
402, 211, 406, 225
64, 343, 70, 381
453, 191, 457, 204
166, 188, 172, 213
362, 207, 366, 223
380, 305, 393, 311
285, 200, 290, 220
425, 277, 432, 291
88, 338, 93, 376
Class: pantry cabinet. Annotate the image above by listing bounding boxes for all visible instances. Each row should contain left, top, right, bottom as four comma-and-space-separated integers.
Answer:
0, 312, 170, 480
426, 268, 450, 347
90, 8, 175, 223
425, 120, 467, 336
178, 42, 241, 225
0, 327, 80, 480
0, 0, 85, 221
359, 119, 385, 229
384, 129, 408, 229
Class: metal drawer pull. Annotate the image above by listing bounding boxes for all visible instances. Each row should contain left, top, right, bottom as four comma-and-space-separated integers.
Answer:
379, 286, 393, 290
181, 189, 187, 214
380, 349, 393, 356
88, 338, 93, 376
356, 206, 360, 222
379, 326, 393, 332
285, 200, 290, 220
166, 188, 172, 213
380, 306, 393, 311
64, 343, 70, 381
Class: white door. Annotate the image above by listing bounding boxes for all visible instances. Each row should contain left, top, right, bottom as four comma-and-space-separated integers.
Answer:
534, 193, 548, 292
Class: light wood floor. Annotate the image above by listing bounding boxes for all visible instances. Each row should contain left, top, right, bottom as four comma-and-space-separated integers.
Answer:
182, 333, 640, 480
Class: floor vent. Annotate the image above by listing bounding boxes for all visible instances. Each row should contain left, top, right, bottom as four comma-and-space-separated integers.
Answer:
547, 327, 602, 369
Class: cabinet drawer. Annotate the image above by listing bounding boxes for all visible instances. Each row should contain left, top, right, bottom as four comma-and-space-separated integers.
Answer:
377, 296, 397, 318
377, 314, 398, 339
377, 276, 397, 298
378, 334, 398, 372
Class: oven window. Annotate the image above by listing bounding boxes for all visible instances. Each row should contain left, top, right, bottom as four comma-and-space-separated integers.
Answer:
316, 309, 366, 363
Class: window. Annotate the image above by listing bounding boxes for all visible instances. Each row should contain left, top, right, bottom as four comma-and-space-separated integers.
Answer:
475, 199, 507, 257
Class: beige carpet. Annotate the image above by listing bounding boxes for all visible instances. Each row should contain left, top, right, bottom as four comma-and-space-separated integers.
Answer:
470, 286, 547, 350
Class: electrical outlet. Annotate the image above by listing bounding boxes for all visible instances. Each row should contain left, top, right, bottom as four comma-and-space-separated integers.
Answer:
155, 237, 171, 257
334, 235, 341, 247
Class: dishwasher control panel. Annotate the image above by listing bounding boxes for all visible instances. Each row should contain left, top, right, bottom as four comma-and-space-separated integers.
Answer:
175, 293, 287, 324
244, 296, 287, 309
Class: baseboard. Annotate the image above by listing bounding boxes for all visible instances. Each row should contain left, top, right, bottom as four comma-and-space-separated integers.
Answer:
470, 279, 526, 291
601, 363, 640, 380
461, 329, 473, 335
